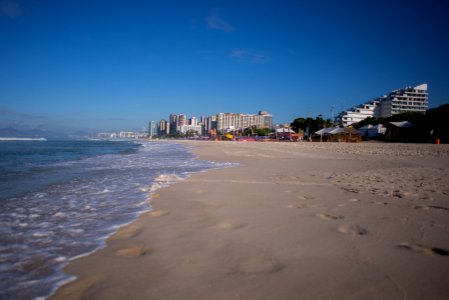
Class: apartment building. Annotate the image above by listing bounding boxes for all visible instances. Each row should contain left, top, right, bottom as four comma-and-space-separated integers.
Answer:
178, 125, 202, 135
157, 119, 169, 136
339, 100, 381, 127
339, 84, 429, 127
215, 111, 272, 132
378, 83, 428, 117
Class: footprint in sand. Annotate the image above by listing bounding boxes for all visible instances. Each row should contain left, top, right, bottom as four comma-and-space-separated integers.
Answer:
287, 204, 306, 209
348, 198, 360, 203
338, 224, 368, 236
111, 224, 142, 240
115, 246, 150, 258
236, 255, 283, 274
411, 205, 449, 211
342, 187, 360, 194
397, 243, 449, 256
316, 213, 343, 220
217, 244, 283, 275
145, 210, 170, 217
215, 221, 247, 230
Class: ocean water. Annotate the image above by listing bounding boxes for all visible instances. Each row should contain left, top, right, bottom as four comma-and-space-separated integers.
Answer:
0, 140, 235, 300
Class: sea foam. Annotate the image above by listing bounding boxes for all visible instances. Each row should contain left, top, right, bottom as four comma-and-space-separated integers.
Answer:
0, 141, 237, 300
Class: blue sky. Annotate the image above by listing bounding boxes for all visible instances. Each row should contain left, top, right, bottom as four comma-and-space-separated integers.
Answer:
1, 0, 448, 132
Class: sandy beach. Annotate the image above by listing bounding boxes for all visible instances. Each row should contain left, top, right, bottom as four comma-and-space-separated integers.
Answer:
51, 141, 449, 300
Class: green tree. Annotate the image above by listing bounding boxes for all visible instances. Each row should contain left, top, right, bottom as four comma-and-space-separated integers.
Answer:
291, 115, 331, 134
185, 129, 199, 137
242, 126, 273, 136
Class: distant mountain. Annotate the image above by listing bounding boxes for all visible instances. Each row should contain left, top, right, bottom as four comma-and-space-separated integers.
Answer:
0, 127, 67, 139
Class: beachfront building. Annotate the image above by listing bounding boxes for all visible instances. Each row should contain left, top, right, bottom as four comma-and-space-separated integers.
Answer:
205, 115, 217, 134
378, 83, 428, 117
178, 125, 202, 136
148, 121, 156, 138
96, 132, 118, 139
157, 119, 169, 136
215, 111, 273, 132
169, 114, 188, 134
169, 114, 178, 134
338, 84, 429, 127
189, 117, 198, 126
119, 131, 139, 138
338, 100, 380, 127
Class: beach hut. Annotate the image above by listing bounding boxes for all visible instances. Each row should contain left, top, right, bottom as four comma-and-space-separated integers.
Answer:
314, 126, 360, 142
328, 127, 361, 142
276, 127, 296, 141
358, 124, 386, 139
386, 121, 415, 142
314, 127, 335, 142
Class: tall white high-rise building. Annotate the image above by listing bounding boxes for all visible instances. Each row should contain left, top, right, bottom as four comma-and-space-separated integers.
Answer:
148, 120, 156, 138
157, 119, 169, 136
189, 117, 198, 126
378, 83, 428, 117
338, 84, 429, 127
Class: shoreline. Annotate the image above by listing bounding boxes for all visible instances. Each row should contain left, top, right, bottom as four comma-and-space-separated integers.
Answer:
51, 141, 449, 300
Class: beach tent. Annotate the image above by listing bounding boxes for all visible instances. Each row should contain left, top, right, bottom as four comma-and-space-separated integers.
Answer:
328, 127, 345, 134
358, 124, 386, 138
314, 126, 360, 142
386, 121, 415, 142
389, 121, 413, 128
314, 127, 339, 136
275, 127, 296, 141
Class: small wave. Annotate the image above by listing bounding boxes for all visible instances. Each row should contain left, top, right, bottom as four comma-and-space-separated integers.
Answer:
119, 148, 138, 155
0, 137, 47, 141
0, 141, 237, 300
154, 173, 185, 183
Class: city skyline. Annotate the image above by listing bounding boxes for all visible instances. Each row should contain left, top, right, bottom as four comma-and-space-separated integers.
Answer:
1, 0, 449, 132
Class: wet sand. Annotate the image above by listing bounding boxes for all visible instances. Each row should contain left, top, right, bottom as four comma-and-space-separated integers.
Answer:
51, 141, 449, 300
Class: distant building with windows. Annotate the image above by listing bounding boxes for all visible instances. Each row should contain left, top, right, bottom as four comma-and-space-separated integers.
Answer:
148, 121, 156, 138
215, 111, 273, 132
157, 119, 169, 136
119, 131, 139, 139
338, 100, 381, 127
338, 84, 429, 127
189, 117, 198, 126
158, 110, 272, 136
378, 83, 428, 117
205, 115, 217, 134
178, 125, 202, 135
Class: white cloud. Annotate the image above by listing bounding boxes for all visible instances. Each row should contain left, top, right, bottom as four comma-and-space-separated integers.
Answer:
231, 49, 269, 64
206, 11, 234, 32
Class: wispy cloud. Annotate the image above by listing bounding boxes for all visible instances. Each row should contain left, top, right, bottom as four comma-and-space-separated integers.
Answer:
231, 49, 269, 64
206, 10, 235, 32
0, 0, 22, 18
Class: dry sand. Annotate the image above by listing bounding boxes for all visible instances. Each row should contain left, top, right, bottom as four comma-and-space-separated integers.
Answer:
51, 141, 449, 300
